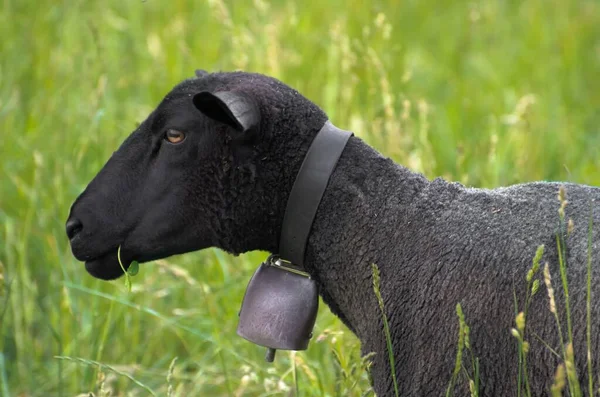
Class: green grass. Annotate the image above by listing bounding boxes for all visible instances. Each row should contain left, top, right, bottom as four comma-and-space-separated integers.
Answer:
447, 303, 479, 397
371, 264, 399, 397
1, 0, 599, 395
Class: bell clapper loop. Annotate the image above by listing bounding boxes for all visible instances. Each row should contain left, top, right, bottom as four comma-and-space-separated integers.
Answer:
265, 348, 276, 362
267, 255, 311, 278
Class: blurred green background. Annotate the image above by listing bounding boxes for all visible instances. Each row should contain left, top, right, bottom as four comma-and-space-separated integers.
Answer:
1, 0, 599, 395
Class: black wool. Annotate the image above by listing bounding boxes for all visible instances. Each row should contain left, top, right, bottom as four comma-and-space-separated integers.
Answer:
67, 71, 600, 396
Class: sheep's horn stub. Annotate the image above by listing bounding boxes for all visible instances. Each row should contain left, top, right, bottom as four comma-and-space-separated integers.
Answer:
194, 69, 208, 78
192, 91, 260, 133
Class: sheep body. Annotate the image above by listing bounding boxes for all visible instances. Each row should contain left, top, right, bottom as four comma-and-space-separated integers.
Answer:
67, 71, 600, 396
309, 136, 600, 395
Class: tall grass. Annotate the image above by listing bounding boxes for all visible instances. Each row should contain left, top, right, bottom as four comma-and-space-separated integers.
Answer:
511, 245, 544, 396
504, 187, 598, 397
371, 264, 399, 397
447, 303, 479, 397
586, 207, 594, 397
1, 0, 599, 395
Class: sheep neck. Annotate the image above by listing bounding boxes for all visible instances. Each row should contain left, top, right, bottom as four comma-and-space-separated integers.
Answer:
301, 137, 430, 338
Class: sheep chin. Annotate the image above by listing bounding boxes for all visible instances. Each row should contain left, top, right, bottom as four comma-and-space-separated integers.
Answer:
84, 250, 129, 280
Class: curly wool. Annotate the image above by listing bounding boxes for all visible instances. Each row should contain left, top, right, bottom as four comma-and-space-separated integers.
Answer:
70, 71, 600, 396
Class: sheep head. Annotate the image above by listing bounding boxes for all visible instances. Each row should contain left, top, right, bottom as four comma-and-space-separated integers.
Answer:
66, 71, 327, 279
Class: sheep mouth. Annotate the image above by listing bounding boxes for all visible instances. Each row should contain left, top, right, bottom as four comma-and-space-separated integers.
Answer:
84, 250, 132, 280
83, 248, 166, 280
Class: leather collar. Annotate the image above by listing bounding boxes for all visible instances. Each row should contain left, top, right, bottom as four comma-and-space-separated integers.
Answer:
278, 121, 353, 270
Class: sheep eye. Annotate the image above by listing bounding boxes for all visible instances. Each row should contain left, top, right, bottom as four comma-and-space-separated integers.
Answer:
165, 129, 185, 144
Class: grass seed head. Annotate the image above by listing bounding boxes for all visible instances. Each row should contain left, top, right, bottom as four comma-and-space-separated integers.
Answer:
516, 312, 526, 333
522, 341, 530, 354
567, 218, 574, 235
469, 379, 476, 396
531, 279, 540, 296
558, 185, 567, 204
543, 263, 557, 314
558, 186, 568, 219
551, 364, 566, 397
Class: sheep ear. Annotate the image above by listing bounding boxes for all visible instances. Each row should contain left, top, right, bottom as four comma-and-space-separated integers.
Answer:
194, 69, 208, 78
193, 91, 260, 132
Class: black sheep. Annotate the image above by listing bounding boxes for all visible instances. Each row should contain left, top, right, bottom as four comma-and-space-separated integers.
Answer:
66, 70, 600, 396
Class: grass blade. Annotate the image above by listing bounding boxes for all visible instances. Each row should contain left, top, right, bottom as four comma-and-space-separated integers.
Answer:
54, 356, 157, 396
586, 203, 594, 396
0, 353, 10, 397
371, 263, 399, 397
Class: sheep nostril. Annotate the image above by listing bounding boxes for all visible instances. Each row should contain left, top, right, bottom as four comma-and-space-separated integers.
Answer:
66, 218, 83, 240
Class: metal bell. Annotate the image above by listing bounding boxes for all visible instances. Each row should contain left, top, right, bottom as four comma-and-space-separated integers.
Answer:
237, 256, 319, 362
